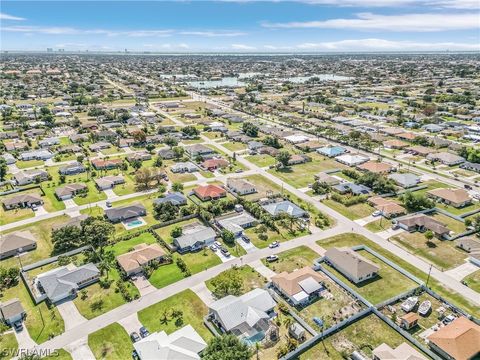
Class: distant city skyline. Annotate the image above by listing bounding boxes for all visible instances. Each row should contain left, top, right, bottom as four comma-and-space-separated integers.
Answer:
1, 0, 479, 52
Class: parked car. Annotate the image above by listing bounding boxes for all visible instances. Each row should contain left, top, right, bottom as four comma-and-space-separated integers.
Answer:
139, 326, 150, 338
209, 244, 217, 251
13, 321, 23, 332
241, 235, 250, 243
130, 332, 141, 343
132, 350, 140, 360
464, 184, 473, 190
106, 201, 112, 208
269, 241, 280, 248
372, 210, 382, 217
214, 241, 222, 248
31, 205, 38, 211
266, 255, 279, 262
313, 317, 324, 328
220, 248, 231, 257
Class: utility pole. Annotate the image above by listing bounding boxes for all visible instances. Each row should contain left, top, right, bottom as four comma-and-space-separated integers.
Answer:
426, 264, 433, 288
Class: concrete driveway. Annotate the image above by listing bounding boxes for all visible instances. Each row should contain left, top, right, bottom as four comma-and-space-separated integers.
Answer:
132, 275, 156, 296
118, 313, 143, 335
14, 324, 37, 350
64, 337, 95, 360
250, 260, 276, 281
214, 249, 236, 263
237, 237, 257, 253
63, 199, 77, 209
103, 189, 118, 200
34, 206, 48, 216
444, 261, 479, 281
191, 282, 215, 305
56, 300, 87, 331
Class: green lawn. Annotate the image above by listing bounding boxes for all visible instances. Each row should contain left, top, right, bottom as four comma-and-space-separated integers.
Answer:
299, 315, 417, 360
317, 233, 480, 318
112, 173, 137, 197
245, 223, 309, 249
106, 232, 158, 256
138, 289, 212, 341
0, 205, 34, 225
41, 349, 72, 360
261, 246, 320, 273
16, 160, 45, 169
435, 201, 480, 216
0, 332, 18, 360
245, 154, 276, 168
364, 218, 392, 233
205, 265, 267, 297
72, 180, 107, 206
322, 199, 375, 220
88, 323, 133, 360
463, 270, 480, 293
154, 218, 200, 245
222, 142, 246, 152
390, 231, 467, 270
73, 268, 139, 319
80, 205, 104, 217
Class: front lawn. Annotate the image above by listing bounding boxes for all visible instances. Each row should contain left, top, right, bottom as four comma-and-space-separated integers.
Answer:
88, 323, 133, 360
245, 223, 309, 249
72, 181, 107, 206
364, 218, 392, 233
137, 289, 212, 341
16, 160, 45, 169
222, 142, 246, 152
261, 246, 320, 273
390, 231, 467, 270
463, 270, 480, 293
245, 154, 276, 168
0, 333, 18, 360
42, 349, 72, 360
322, 199, 375, 220
205, 265, 267, 297
0, 205, 34, 226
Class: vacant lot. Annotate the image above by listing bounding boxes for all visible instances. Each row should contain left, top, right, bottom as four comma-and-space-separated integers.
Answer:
261, 246, 320, 273
245, 222, 309, 249
88, 323, 133, 360
205, 265, 267, 297
245, 154, 276, 168
463, 270, 480, 293
322, 199, 375, 220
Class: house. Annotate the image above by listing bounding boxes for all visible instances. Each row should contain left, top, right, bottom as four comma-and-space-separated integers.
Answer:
14, 169, 49, 185
427, 188, 472, 208
396, 214, 449, 238
368, 197, 406, 218
335, 154, 370, 167
133, 325, 207, 360
95, 175, 125, 190
38, 137, 60, 147
52, 214, 88, 231
208, 288, 276, 342
91, 158, 123, 170
185, 144, 214, 157
383, 139, 409, 149
216, 212, 257, 236
157, 147, 175, 160
59, 162, 86, 175
400, 312, 419, 330
0, 299, 25, 326
372, 342, 427, 360
357, 161, 394, 174
153, 192, 187, 207
36, 263, 100, 303
316, 146, 347, 158
423, 124, 444, 133
426, 152, 465, 166
227, 178, 256, 195
55, 183, 87, 200
262, 200, 307, 218
19, 149, 54, 161
284, 134, 310, 144
406, 145, 435, 157
69, 133, 89, 143
460, 161, 480, 173
193, 184, 226, 201
201, 158, 229, 171
455, 237, 480, 253
288, 154, 310, 166
2, 153, 16, 165
105, 203, 146, 222
427, 317, 480, 360
117, 243, 166, 276
4, 141, 28, 152
314, 172, 341, 186
0, 230, 37, 260
173, 223, 216, 253
324, 247, 380, 284
127, 152, 152, 163
3, 193, 43, 210
89, 141, 112, 152
271, 267, 326, 306
298, 140, 324, 152
332, 182, 371, 195
171, 162, 198, 173
388, 173, 420, 188
397, 132, 418, 141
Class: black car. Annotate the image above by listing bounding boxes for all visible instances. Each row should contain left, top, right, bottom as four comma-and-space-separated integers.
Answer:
464, 184, 473, 190
132, 350, 140, 360
13, 321, 23, 332
130, 332, 141, 343
139, 326, 150, 338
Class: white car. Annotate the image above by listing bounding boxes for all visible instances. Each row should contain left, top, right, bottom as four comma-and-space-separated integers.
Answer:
372, 210, 382, 217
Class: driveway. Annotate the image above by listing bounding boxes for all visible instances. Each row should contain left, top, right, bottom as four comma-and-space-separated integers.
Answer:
237, 237, 257, 253
354, 215, 378, 226
132, 275, 156, 296
64, 337, 95, 360
56, 300, 87, 331
191, 282, 215, 305
14, 324, 37, 350
34, 206, 48, 216
377, 228, 405, 239
214, 249, 236, 263
444, 261, 479, 281
250, 260, 276, 281
63, 199, 77, 209
118, 313, 143, 335
103, 189, 118, 200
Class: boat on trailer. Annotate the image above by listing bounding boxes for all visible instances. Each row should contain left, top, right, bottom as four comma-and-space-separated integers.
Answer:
401, 297, 418, 312
419, 300, 432, 316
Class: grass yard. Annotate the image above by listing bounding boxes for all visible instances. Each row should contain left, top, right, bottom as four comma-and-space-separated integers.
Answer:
261, 246, 320, 273
0, 215, 71, 268
148, 262, 185, 289
138, 289, 212, 341
112, 173, 137, 197
413, 180, 450, 196
80, 205, 104, 217
299, 315, 418, 360
245, 223, 309, 249
317, 233, 480, 318
435, 201, 480, 216
73, 268, 139, 319
16, 160, 45, 169
463, 270, 480, 293
72, 180, 107, 205
41, 349, 72, 360
206, 265, 267, 297
106, 232, 158, 256
364, 218, 392, 233
322, 199, 375, 220
0, 205, 34, 225
390, 231, 467, 270
153, 217, 200, 245
322, 249, 418, 305
0, 333, 18, 360
245, 154, 276, 168
88, 323, 133, 360
222, 141, 246, 152
0, 282, 64, 344
165, 168, 197, 183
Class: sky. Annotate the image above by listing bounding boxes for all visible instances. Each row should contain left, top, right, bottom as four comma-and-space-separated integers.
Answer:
1, 0, 479, 52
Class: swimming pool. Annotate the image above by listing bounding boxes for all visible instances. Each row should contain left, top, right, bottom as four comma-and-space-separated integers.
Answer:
128, 220, 143, 226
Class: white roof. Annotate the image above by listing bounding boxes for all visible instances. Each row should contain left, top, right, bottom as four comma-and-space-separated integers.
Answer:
336, 154, 369, 165
298, 277, 322, 294
292, 291, 309, 303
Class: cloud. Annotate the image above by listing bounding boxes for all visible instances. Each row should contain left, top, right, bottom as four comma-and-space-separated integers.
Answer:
296, 38, 480, 51
179, 31, 246, 37
231, 43, 256, 50
1, 26, 173, 37
218, 0, 480, 7
0, 12, 25, 21
263, 12, 480, 31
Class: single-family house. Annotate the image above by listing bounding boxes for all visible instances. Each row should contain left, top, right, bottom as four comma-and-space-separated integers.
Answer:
91, 158, 123, 170
426, 152, 465, 166
262, 200, 307, 218
455, 237, 480, 253
171, 162, 198, 173
55, 183, 87, 200
36, 263, 100, 303
3, 193, 43, 210
105, 203, 146, 222
460, 162, 480, 173
372, 342, 427, 360
173, 223, 216, 253
383, 139, 409, 149
335, 154, 370, 167
368, 197, 406, 218
117, 243, 166, 276
154, 192, 187, 207
0, 231, 37, 260
94, 175, 125, 190
216, 212, 257, 236
388, 173, 420, 188
14, 169, 49, 185
208, 288, 276, 342
396, 214, 449, 238
271, 267, 326, 306
127, 152, 152, 163
202, 158, 229, 171
0, 299, 25, 326
332, 182, 371, 195
157, 148, 175, 160
59, 162, 86, 175
316, 146, 347, 158
357, 161, 394, 174
19, 149, 53, 161
406, 145, 435, 157
185, 144, 214, 158
227, 178, 256, 195
193, 185, 226, 201
38, 137, 60, 148
314, 172, 341, 186
324, 247, 380, 284
2, 153, 16, 165
427, 188, 472, 208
